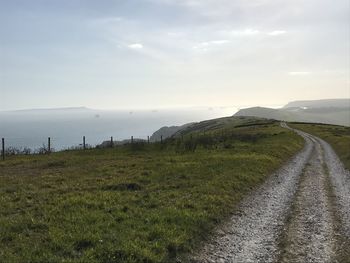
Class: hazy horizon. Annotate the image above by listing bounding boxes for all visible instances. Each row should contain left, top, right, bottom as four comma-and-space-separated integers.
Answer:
0, 106, 240, 150
1, 0, 349, 111
1, 97, 348, 112
0, 103, 285, 112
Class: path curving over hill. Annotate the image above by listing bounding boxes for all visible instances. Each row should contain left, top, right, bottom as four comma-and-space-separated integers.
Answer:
193, 123, 350, 263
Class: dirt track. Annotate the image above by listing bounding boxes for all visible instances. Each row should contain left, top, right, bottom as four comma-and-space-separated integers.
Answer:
193, 124, 350, 263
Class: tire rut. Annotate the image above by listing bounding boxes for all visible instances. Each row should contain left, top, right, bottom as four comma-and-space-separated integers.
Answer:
279, 137, 335, 263
317, 137, 350, 261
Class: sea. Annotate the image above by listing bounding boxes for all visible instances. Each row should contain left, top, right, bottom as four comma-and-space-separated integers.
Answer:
0, 107, 238, 151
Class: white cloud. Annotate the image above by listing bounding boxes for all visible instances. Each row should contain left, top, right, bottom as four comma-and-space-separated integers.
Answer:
221, 29, 288, 38
268, 30, 287, 36
199, 40, 229, 46
210, 40, 230, 44
241, 29, 260, 35
128, 43, 144, 49
193, 40, 230, 51
288, 71, 311, 76
167, 32, 185, 37
221, 29, 261, 37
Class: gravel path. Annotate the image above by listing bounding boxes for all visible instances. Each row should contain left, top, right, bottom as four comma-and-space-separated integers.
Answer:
279, 137, 335, 263
318, 136, 350, 259
319, 137, 350, 237
192, 125, 313, 263
192, 124, 350, 263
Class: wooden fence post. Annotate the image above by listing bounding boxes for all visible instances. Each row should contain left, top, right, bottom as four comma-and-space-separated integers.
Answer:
131, 136, 134, 144
147, 136, 150, 144
47, 137, 51, 154
83, 136, 86, 150
110, 136, 113, 147
161, 135, 163, 143
2, 138, 4, 161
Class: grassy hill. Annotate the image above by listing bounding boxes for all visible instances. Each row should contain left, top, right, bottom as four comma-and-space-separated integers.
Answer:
284, 99, 349, 109
234, 99, 350, 126
150, 123, 194, 142
0, 117, 304, 262
150, 116, 275, 141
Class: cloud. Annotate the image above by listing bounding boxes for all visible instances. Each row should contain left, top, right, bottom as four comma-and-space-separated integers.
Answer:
199, 40, 229, 46
145, 0, 277, 18
128, 43, 144, 49
90, 16, 123, 25
288, 71, 311, 76
167, 32, 185, 37
232, 29, 261, 36
219, 29, 261, 38
193, 39, 230, 51
241, 29, 260, 35
221, 29, 288, 38
210, 40, 230, 44
268, 30, 287, 36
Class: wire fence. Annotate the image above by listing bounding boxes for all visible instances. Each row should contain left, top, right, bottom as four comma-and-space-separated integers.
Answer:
0, 134, 163, 161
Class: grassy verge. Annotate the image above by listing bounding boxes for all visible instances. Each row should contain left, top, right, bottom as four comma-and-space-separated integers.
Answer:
0, 119, 303, 262
322, 162, 350, 262
289, 123, 350, 170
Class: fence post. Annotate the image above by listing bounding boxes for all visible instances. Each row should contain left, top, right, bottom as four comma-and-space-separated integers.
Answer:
147, 136, 150, 144
131, 136, 134, 144
110, 136, 113, 148
2, 138, 4, 161
83, 136, 86, 150
48, 137, 51, 154
161, 135, 163, 144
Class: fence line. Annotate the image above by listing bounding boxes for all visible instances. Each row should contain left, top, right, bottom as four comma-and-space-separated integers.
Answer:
0, 134, 168, 161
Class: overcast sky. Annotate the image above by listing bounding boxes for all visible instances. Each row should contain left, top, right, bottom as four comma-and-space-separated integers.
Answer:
0, 0, 349, 110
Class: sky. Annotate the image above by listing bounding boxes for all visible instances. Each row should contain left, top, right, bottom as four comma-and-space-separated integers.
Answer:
0, 0, 349, 111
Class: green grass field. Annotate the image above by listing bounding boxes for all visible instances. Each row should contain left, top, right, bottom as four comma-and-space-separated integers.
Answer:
289, 123, 350, 170
0, 118, 304, 262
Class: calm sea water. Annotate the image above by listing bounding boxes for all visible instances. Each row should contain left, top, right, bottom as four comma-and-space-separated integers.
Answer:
0, 107, 237, 151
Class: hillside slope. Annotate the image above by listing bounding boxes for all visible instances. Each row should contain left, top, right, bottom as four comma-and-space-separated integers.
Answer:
284, 99, 349, 109
234, 99, 350, 126
150, 116, 276, 141
0, 117, 303, 262
150, 123, 194, 142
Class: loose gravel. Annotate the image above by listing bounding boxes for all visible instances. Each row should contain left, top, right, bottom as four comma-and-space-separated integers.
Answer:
192, 124, 350, 263
279, 137, 335, 263
319, 137, 350, 237
192, 125, 313, 263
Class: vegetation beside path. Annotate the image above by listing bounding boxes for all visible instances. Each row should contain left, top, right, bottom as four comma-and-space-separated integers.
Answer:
289, 122, 350, 170
0, 117, 304, 263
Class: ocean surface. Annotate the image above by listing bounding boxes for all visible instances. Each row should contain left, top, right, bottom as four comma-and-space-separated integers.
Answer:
0, 107, 237, 151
